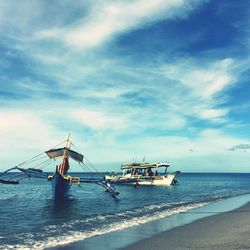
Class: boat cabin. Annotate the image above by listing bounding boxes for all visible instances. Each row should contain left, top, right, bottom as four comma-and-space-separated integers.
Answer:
121, 162, 170, 177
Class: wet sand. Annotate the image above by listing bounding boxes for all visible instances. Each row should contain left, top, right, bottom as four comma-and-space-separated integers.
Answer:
122, 201, 250, 250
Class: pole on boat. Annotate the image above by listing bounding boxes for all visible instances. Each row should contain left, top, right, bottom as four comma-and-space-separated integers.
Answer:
66, 132, 71, 149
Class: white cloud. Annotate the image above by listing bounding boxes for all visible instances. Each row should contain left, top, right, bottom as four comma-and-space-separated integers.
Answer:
200, 108, 229, 123
0, 110, 54, 165
163, 58, 234, 100
34, 0, 205, 50
71, 109, 108, 129
158, 58, 236, 124
203, 74, 231, 98
71, 108, 127, 131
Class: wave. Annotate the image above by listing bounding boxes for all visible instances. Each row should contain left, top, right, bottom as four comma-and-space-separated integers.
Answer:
2, 201, 207, 250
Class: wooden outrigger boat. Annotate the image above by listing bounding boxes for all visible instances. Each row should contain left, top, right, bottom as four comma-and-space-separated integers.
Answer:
0, 134, 119, 199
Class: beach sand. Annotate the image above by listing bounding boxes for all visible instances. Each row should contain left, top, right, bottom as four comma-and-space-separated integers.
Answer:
122, 201, 250, 250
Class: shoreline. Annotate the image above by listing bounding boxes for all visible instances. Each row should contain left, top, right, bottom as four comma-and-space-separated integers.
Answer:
48, 194, 250, 250
123, 199, 250, 250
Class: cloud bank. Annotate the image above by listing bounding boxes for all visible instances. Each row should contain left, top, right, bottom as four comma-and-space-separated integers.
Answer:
0, 0, 249, 172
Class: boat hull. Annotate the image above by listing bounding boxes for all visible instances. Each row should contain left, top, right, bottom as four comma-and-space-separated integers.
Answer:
105, 176, 138, 184
137, 174, 177, 186
51, 171, 71, 199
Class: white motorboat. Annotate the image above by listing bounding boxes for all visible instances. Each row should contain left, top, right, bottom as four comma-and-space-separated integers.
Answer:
105, 161, 179, 186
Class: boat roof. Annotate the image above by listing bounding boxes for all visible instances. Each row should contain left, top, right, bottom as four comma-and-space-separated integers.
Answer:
46, 147, 83, 163
121, 162, 170, 170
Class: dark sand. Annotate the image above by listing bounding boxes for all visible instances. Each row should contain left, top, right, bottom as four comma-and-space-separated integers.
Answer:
122, 201, 250, 250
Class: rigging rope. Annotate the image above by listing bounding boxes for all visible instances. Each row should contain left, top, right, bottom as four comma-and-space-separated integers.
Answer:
48, 139, 68, 149
31, 158, 52, 170
84, 158, 99, 172
69, 142, 100, 174
18, 155, 48, 167
17, 139, 67, 167
80, 161, 95, 173
18, 152, 45, 166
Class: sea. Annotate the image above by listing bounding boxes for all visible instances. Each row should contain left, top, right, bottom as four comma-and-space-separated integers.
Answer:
1, 172, 250, 249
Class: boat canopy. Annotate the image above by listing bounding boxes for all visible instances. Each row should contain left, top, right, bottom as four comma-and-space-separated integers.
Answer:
121, 162, 170, 170
46, 147, 84, 163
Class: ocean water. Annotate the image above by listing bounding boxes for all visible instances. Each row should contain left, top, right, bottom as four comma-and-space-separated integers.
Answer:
1, 172, 250, 249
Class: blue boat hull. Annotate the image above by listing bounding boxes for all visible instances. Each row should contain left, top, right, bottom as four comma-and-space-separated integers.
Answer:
51, 171, 71, 199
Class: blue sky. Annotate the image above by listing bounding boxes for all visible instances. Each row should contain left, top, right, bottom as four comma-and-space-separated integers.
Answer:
0, 0, 249, 172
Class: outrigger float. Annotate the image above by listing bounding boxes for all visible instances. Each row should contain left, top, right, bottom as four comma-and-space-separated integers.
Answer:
0, 134, 119, 199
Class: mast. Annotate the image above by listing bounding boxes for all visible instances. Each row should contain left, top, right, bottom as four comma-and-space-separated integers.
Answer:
58, 133, 71, 175
66, 132, 71, 149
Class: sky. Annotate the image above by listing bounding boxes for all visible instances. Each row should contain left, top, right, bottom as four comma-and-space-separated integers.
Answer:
0, 0, 250, 172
